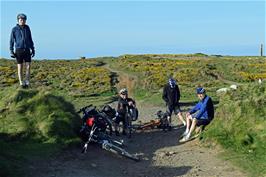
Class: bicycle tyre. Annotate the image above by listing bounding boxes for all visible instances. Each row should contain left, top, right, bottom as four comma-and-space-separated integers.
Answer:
103, 141, 140, 161
110, 145, 140, 162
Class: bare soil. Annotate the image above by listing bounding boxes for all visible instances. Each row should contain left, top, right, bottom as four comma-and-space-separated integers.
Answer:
27, 102, 246, 177
27, 64, 247, 177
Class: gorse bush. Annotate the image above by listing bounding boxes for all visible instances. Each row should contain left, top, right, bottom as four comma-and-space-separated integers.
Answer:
71, 67, 111, 93
116, 56, 200, 89
0, 59, 114, 96
108, 55, 266, 102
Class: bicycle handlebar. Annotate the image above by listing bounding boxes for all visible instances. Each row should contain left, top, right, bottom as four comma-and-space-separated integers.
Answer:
77, 104, 93, 114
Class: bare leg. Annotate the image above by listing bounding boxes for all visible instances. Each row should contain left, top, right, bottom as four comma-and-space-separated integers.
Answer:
185, 114, 192, 133
187, 118, 198, 138
25, 62, 31, 85
17, 64, 23, 85
178, 112, 186, 126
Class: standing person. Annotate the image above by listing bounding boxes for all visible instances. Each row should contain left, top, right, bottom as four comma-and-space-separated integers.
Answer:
114, 88, 136, 136
180, 87, 214, 142
162, 78, 186, 129
10, 13, 35, 88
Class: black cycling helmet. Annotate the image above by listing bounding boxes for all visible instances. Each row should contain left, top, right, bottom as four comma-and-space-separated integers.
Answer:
17, 13, 27, 20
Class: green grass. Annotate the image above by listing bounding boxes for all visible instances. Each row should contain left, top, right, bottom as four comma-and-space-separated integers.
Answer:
0, 55, 265, 176
0, 87, 81, 177
0, 67, 116, 177
133, 87, 164, 106
201, 83, 266, 176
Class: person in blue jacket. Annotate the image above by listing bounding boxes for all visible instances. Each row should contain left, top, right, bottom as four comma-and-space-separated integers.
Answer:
10, 13, 35, 88
180, 87, 214, 142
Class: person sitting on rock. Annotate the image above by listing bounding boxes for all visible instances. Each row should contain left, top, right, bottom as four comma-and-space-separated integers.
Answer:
180, 87, 214, 142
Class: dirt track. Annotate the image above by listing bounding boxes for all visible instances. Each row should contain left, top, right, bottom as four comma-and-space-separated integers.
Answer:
27, 65, 247, 177
28, 102, 246, 177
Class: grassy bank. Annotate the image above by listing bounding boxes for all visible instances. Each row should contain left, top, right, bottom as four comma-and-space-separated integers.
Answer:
0, 58, 119, 176
202, 83, 266, 176
0, 87, 81, 176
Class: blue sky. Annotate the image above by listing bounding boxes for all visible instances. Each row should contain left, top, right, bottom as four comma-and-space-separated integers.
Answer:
1, 1, 265, 59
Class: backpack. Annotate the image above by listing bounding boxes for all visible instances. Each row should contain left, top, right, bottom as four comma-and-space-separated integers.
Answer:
128, 107, 139, 121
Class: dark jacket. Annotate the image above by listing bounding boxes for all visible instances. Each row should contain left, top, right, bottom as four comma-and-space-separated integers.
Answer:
10, 24, 34, 52
162, 84, 180, 107
189, 95, 214, 120
117, 97, 135, 116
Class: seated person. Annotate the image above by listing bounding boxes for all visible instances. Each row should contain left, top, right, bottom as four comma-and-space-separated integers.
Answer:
180, 87, 214, 142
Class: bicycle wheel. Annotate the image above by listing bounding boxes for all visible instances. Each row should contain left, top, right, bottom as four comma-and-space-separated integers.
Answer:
104, 142, 140, 162
107, 136, 124, 147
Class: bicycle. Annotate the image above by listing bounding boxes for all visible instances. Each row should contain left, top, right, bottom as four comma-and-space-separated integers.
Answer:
135, 110, 171, 132
78, 105, 140, 161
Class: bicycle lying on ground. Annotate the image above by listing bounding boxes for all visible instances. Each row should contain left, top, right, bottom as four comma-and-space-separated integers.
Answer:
78, 105, 140, 162
134, 110, 171, 132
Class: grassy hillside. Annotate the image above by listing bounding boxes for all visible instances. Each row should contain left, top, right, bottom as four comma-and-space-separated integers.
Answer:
0, 55, 265, 176
0, 87, 81, 177
0, 58, 117, 177
201, 83, 266, 176
107, 54, 266, 104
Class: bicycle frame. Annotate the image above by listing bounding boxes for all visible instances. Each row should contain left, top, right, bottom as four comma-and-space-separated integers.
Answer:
79, 105, 139, 161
